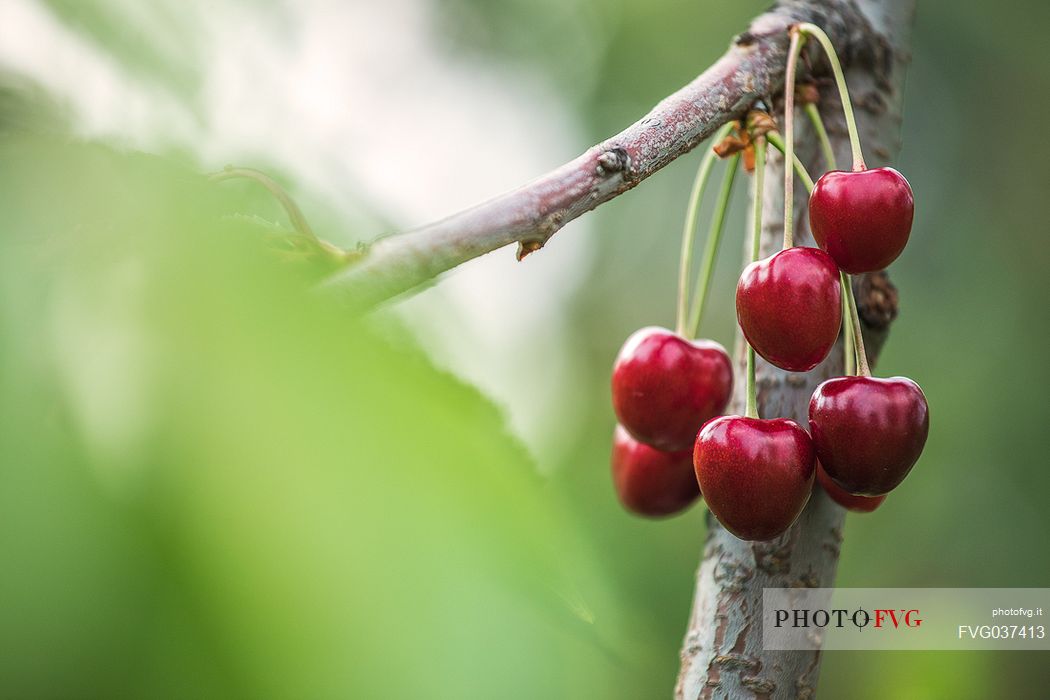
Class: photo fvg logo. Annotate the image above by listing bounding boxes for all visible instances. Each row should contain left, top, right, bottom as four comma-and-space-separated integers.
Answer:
773, 608, 923, 631
763, 588, 1050, 651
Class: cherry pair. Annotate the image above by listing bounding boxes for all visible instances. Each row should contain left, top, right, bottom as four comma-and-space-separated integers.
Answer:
609, 327, 732, 516
703, 375, 928, 523
692, 375, 927, 539
735, 167, 913, 373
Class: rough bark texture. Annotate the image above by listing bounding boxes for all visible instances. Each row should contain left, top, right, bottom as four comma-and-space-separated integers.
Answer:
322, 0, 889, 309
674, 2, 915, 698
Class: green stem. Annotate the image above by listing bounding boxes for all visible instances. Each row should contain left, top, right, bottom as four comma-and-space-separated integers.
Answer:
209, 166, 346, 261
745, 346, 757, 419
745, 137, 766, 419
801, 105, 855, 375
676, 122, 735, 336
750, 140, 766, 263
843, 277, 871, 376
804, 103, 838, 171
840, 271, 856, 375
764, 131, 815, 193
797, 22, 866, 171
805, 105, 856, 373
209, 167, 317, 240
782, 29, 806, 248
686, 152, 740, 338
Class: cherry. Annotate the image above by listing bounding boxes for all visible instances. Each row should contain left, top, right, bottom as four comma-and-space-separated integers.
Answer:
816, 462, 886, 513
809, 167, 914, 274
693, 416, 815, 541
611, 327, 733, 452
735, 247, 841, 372
611, 425, 700, 517
809, 376, 929, 496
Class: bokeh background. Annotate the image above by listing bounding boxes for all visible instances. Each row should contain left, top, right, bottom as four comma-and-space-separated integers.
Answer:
1, 1, 1048, 698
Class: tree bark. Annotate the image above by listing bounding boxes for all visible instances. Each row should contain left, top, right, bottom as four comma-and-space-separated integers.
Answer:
674, 2, 914, 698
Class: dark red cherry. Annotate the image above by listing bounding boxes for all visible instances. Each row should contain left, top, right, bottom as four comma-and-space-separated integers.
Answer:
816, 462, 886, 513
611, 327, 733, 452
693, 416, 815, 541
809, 376, 929, 496
611, 425, 700, 517
735, 247, 841, 372
809, 167, 914, 274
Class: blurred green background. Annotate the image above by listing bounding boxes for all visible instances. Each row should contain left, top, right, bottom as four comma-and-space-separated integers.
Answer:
1, 1, 1049, 698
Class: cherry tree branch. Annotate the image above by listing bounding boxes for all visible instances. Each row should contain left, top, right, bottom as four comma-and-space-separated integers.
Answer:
323, 0, 882, 308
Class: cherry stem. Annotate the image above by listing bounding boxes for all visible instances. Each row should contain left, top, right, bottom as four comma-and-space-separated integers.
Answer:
804, 103, 837, 171
797, 105, 856, 371
796, 22, 866, 171
686, 152, 740, 338
782, 28, 805, 249
840, 272, 856, 375
766, 135, 849, 383
843, 278, 871, 376
764, 131, 814, 192
803, 104, 860, 375
750, 141, 766, 263
745, 137, 766, 420
676, 122, 736, 337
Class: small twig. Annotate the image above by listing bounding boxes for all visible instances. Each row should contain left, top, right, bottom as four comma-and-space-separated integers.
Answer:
209, 166, 347, 262
209, 166, 316, 239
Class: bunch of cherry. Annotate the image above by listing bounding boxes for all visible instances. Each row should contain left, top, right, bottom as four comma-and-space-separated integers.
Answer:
609, 24, 929, 540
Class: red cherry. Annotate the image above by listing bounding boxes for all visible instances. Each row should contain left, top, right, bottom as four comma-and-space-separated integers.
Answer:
735, 247, 841, 372
693, 416, 815, 541
611, 425, 700, 517
816, 462, 886, 513
809, 376, 929, 496
809, 167, 914, 273
611, 327, 733, 452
